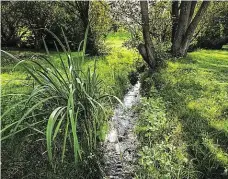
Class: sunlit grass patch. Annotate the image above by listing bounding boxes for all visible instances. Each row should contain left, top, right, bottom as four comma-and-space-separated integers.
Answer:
138, 49, 228, 178
106, 30, 131, 41
203, 138, 228, 166
161, 50, 228, 177
223, 44, 228, 50
106, 30, 131, 48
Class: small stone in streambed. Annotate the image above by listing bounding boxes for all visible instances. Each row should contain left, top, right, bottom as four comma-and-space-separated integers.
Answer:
118, 135, 124, 142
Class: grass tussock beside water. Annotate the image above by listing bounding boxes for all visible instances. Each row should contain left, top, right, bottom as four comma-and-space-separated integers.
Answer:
136, 49, 228, 178
1, 32, 139, 179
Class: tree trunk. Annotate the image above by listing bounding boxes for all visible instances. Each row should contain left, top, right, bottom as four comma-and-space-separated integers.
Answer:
181, 1, 210, 56
172, 1, 192, 57
138, 1, 156, 69
172, 1, 210, 57
75, 1, 98, 55
34, 31, 40, 50
188, 1, 197, 25
171, 1, 179, 46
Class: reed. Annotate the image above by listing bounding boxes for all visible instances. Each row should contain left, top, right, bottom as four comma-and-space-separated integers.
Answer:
1, 27, 120, 168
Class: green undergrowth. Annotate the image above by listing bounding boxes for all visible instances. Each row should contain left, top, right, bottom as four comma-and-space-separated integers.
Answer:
136, 49, 228, 178
1, 31, 138, 179
135, 87, 196, 178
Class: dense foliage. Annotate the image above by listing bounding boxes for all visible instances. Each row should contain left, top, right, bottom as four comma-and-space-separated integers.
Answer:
194, 2, 228, 49
1, 1, 112, 55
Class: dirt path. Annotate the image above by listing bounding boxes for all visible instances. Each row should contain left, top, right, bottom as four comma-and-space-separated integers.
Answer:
103, 81, 140, 179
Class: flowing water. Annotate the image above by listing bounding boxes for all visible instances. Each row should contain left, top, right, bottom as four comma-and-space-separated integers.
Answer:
103, 81, 141, 179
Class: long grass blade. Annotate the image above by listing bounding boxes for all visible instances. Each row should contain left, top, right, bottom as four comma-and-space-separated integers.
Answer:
14, 96, 59, 134
46, 107, 64, 162
61, 116, 69, 163
42, 36, 50, 56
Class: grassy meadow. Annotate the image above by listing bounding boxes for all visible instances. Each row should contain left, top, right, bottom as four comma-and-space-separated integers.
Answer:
1, 1, 228, 178
136, 49, 228, 178
1, 30, 228, 179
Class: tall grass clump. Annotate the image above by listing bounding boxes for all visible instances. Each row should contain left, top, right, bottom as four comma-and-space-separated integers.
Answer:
1, 28, 119, 177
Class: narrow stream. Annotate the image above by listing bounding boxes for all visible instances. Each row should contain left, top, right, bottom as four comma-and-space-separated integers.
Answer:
103, 81, 141, 179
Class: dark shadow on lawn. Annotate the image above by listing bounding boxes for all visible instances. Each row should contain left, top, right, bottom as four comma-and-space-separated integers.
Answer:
180, 108, 228, 179
153, 75, 228, 179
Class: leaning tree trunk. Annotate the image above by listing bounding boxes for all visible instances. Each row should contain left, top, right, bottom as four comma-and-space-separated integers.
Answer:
172, 1, 210, 57
180, 1, 211, 56
138, 1, 156, 69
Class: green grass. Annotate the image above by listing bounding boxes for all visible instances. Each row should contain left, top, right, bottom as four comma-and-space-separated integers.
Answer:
136, 49, 228, 178
222, 44, 228, 50
1, 30, 137, 97
1, 31, 138, 178
106, 29, 131, 48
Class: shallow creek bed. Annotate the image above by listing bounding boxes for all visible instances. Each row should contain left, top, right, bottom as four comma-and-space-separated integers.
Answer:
102, 81, 141, 179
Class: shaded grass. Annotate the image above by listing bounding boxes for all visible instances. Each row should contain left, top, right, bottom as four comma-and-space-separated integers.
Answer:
137, 49, 228, 178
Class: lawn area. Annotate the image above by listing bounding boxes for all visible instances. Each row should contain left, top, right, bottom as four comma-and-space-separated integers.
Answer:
2, 30, 227, 178
1, 31, 138, 98
136, 49, 228, 178
2, 1, 228, 178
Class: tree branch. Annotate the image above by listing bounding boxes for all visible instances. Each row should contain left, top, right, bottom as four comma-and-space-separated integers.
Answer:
188, 1, 197, 25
